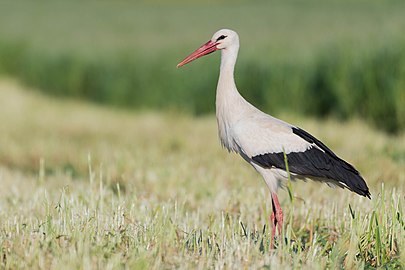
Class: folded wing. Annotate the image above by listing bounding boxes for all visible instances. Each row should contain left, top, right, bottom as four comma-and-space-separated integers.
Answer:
233, 116, 371, 198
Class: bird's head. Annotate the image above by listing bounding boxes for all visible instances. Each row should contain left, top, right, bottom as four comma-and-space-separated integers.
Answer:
211, 29, 239, 50
177, 29, 239, 68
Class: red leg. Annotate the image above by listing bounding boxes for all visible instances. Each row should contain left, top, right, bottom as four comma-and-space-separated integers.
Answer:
272, 192, 283, 236
270, 211, 276, 249
269, 192, 283, 249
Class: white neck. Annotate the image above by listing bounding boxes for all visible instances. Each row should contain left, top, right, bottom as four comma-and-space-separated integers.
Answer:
216, 45, 243, 110
215, 45, 245, 151
217, 47, 238, 95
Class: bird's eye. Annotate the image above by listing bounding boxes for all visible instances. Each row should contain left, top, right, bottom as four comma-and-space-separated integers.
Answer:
216, 35, 227, 41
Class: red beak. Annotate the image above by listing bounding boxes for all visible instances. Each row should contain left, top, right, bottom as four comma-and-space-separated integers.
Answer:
177, 40, 218, 68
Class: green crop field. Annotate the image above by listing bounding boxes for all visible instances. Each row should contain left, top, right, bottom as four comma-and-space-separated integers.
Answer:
0, 1, 404, 268
0, 79, 404, 269
0, 0, 405, 132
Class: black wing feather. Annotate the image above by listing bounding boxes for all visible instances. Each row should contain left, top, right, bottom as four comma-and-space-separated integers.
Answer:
252, 127, 371, 198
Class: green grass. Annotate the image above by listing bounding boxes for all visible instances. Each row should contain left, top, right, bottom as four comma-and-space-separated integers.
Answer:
0, 1, 405, 132
0, 79, 404, 269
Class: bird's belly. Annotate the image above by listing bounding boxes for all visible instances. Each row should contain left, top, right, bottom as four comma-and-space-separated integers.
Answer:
249, 163, 285, 192
248, 159, 306, 192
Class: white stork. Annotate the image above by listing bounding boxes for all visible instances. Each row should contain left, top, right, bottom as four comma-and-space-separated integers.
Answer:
177, 29, 370, 248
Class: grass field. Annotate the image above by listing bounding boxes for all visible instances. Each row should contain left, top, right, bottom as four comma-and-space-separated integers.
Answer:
0, 78, 403, 269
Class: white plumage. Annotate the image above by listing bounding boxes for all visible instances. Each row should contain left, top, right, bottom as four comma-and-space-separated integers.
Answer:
177, 29, 370, 248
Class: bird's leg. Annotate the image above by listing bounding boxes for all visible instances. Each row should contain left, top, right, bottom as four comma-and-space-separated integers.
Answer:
269, 192, 283, 249
270, 211, 276, 249
272, 192, 283, 236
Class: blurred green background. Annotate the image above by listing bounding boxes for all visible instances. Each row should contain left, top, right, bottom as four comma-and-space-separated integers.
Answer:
0, 0, 404, 133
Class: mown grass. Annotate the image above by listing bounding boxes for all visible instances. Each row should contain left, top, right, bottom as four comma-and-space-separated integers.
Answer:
0, 79, 404, 269
0, 1, 405, 132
